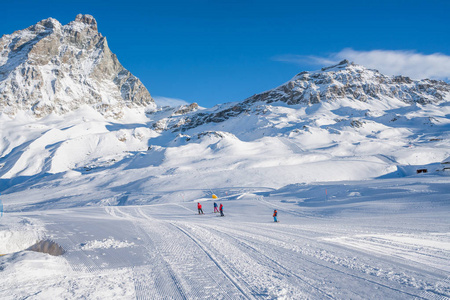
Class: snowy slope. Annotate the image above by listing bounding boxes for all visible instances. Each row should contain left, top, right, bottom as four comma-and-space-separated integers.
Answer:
1, 61, 449, 196
1, 16, 450, 298
1, 178, 449, 299
0, 62, 449, 299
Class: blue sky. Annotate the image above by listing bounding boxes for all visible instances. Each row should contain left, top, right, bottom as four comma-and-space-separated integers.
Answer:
1, 0, 449, 107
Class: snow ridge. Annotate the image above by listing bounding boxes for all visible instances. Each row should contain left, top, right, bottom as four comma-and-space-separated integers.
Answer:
157, 60, 449, 132
249, 59, 450, 105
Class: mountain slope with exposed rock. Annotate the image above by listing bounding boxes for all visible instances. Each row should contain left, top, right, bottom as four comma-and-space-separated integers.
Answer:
153, 60, 450, 133
0, 14, 155, 118
0, 15, 449, 196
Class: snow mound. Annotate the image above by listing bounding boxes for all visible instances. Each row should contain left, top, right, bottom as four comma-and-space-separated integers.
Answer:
80, 238, 135, 250
0, 218, 44, 254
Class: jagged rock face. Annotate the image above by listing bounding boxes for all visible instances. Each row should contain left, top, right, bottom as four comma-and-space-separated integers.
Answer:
0, 14, 155, 118
173, 103, 199, 115
157, 60, 450, 132
152, 102, 253, 133
245, 60, 450, 106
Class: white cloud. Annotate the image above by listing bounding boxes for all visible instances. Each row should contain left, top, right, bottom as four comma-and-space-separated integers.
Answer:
273, 54, 336, 66
153, 96, 190, 107
274, 49, 450, 81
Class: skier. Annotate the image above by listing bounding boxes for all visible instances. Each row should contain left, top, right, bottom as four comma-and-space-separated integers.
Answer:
213, 202, 219, 213
219, 203, 224, 216
273, 209, 278, 222
197, 202, 204, 214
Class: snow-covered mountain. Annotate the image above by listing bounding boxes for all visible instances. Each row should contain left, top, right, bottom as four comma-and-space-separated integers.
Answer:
1, 17, 450, 300
0, 14, 155, 118
0, 15, 450, 202
155, 60, 450, 133
247, 59, 449, 105
1, 56, 449, 204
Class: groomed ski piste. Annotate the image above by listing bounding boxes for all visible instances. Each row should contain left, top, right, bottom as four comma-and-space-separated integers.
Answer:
1, 177, 449, 299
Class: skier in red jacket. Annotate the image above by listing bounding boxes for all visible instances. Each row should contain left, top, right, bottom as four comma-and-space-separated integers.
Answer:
197, 202, 204, 214
219, 203, 224, 216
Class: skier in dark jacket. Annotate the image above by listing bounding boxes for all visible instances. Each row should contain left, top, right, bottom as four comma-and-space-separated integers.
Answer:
219, 203, 224, 216
198, 202, 204, 214
214, 202, 219, 213
273, 209, 278, 222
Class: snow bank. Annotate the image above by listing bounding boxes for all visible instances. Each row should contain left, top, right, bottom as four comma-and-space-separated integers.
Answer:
0, 218, 45, 254
0, 251, 135, 299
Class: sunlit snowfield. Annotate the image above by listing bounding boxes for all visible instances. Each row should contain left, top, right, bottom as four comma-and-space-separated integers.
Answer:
1, 86, 450, 298
1, 176, 449, 299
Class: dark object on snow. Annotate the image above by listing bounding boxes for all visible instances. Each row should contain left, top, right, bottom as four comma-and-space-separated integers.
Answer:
442, 157, 450, 171
416, 169, 428, 174
27, 239, 65, 256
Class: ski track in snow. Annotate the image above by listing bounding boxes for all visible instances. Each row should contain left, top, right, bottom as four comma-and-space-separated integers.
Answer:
131, 207, 250, 299
203, 223, 427, 299
103, 206, 249, 299
173, 222, 332, 299
1, 186, 449, 299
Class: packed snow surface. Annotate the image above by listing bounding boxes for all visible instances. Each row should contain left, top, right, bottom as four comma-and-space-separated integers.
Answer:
1, 179, 449, 299
1, 61, 450, 298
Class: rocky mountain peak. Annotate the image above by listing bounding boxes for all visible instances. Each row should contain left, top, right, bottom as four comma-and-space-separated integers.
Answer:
320, 59, 353, 71
0, 15, 155, 118
73, 14, 98, 30
152, 61, 450, 133
35, 17, 62, 30
245, 61, 450, 106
